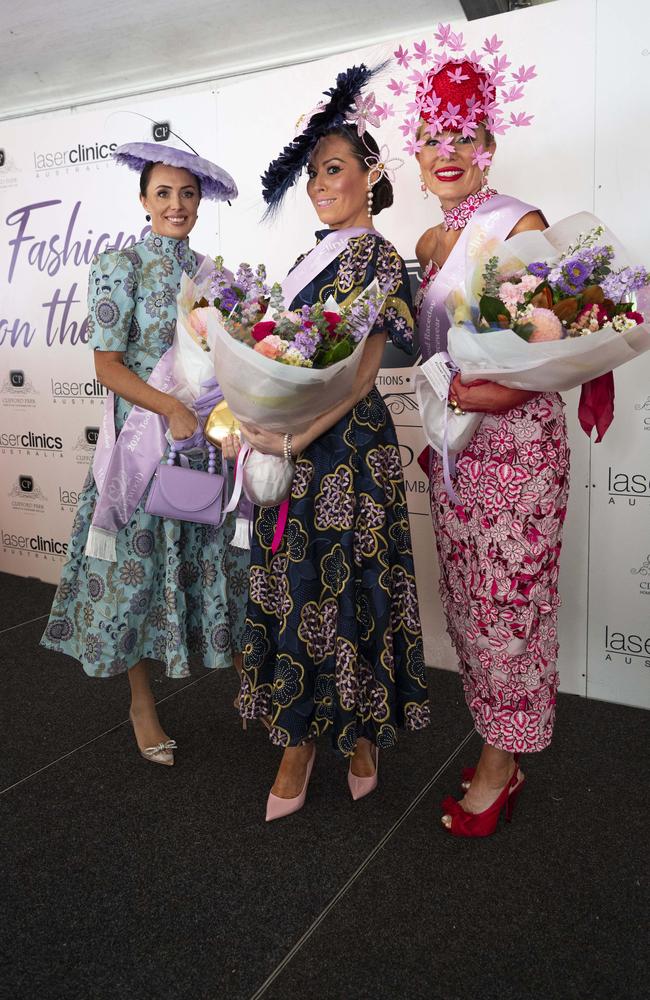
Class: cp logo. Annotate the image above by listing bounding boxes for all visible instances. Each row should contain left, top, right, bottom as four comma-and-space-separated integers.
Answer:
85, 426, 99, 445
10, 370, 25, 387
153, 122, 170, 142
19, 475, 34, 493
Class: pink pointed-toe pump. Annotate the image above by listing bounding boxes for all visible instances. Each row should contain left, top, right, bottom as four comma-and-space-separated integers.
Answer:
347, 745, 379, 801
265, 745, 316, 822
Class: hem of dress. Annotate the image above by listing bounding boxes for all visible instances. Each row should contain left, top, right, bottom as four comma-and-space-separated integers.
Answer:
472, 719, 554, 755
39, 637, 235, 680
240, 703, 431, 757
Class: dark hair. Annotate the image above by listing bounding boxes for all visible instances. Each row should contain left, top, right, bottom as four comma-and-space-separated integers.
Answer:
321, 124, 393, 215
139, 161, 202, 198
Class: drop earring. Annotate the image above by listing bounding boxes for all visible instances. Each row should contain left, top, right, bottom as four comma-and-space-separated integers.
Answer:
366, 180, 374, 219
419, 174, 429, 200
481, 170, 490, 189
145, 213, 151, 222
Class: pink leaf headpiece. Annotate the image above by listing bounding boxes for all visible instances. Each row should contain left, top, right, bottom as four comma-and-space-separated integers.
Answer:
386, 24, 537, 154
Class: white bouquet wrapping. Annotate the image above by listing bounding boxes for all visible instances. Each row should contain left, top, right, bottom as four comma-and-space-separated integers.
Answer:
207, 279, 386, 433
416, 213, 650, 456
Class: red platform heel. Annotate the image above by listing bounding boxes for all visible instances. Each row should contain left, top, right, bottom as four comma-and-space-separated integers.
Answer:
441, 763, 525, 838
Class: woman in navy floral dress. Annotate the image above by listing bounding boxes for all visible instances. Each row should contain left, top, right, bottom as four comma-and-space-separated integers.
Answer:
237, 111, 430, 819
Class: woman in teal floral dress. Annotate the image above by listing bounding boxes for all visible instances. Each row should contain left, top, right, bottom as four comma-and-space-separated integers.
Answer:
41, 144, 247, 765
237, 70, 431, 820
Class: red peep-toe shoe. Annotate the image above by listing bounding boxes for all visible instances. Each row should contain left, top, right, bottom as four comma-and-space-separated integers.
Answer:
441, 766, 525, 838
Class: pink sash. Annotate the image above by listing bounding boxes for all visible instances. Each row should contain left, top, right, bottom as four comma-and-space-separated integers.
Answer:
266, 226, 377, 553
85, 350, 178, 562
417, 195, 539, 361
281, 226, 377, 307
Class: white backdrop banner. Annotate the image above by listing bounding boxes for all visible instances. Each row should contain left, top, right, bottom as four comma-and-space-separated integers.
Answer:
1, 0, 648, 708
0, 89, 223, 579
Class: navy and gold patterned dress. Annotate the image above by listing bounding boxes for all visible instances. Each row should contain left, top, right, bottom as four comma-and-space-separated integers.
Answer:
41, 232, 248, 678
239, 230, 431, 755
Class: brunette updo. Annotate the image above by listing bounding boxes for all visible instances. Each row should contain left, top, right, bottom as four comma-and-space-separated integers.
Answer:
139, 161, 202, 198
326, 124, 393, 215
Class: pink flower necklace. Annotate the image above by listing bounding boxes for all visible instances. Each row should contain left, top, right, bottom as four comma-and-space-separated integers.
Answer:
442, 186, 497, 231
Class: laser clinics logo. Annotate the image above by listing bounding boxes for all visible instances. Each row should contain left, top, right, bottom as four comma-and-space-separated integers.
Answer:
631, 554, 650, 598
1, 528, 68, 561
0, 429, 63, 457
51, 377, 108, 404
57, 484, 82, 511
8, 474, 47, 513
603, 625, 650, 669
607, 467, 650, 506
73, 426, 99, 465
33, 140, 118, 174
1, 369, 38, 409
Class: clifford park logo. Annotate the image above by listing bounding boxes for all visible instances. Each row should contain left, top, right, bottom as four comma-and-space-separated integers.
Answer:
73, 426, 99, 465
8, 474, 47, 513
634, 394, 650, 431
1, 369, 38, 408
0, 147, 20, 189
0, 429, 64, 458
631, 554, 650, 597
153, 122, 171, 142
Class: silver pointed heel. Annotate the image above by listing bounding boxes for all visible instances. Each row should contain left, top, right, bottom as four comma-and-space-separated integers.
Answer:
129, 712, 176, 767
140, 740, 177, 767
348, 746, 379, 801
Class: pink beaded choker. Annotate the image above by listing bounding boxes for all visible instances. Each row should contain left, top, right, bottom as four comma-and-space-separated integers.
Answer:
442, 187, 497, 231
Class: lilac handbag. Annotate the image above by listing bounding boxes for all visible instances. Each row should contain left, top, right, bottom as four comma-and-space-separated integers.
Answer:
145, 443, 226, 525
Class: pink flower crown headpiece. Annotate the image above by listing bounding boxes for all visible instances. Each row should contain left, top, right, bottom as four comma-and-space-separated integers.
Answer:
377, 23, 537, 157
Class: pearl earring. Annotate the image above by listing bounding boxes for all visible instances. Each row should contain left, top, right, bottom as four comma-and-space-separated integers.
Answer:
419, 174, 429, 200
367, 180, 374, 218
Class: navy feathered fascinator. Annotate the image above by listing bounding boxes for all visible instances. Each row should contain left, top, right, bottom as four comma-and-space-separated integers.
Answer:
261, 62, 388, 217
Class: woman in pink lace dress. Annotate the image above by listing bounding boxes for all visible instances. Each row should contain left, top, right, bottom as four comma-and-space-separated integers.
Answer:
409, 46, 570, 836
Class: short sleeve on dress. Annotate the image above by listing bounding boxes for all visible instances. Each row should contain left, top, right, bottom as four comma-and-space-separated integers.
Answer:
86, 248, 139, 352
373, 239, 415, 354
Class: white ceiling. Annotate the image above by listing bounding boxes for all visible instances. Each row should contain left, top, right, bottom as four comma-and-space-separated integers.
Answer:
1, 0, 466, 120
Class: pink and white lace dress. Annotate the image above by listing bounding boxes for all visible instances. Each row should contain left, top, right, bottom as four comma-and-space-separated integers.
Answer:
417, 262, 570, 753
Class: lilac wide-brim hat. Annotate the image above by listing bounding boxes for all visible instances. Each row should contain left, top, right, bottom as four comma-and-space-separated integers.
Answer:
113, 142, 238, 202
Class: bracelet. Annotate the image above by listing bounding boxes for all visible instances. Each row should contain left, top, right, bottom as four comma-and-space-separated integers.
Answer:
283, 433, 294, 464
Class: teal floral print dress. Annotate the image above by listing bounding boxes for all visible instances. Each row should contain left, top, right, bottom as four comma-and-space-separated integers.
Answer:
239, 231, 431, 755
41, 232, 248, 678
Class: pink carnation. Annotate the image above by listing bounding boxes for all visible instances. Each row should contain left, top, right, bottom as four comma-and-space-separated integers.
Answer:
254, 334, 286, 359
528, 308, 564, 342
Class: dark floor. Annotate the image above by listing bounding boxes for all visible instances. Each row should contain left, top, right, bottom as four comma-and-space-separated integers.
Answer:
1, 570, 648, 1000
